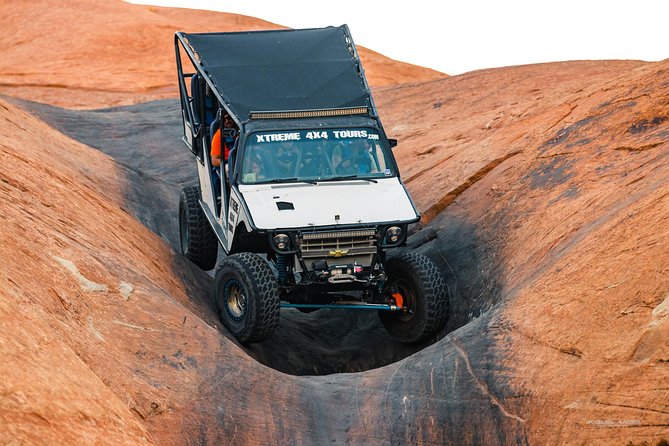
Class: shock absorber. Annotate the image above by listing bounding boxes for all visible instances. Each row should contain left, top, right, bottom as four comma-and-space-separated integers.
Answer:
276, 254, 291, 283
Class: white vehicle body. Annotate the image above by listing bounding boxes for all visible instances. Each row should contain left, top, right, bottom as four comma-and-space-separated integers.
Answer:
239, 178, 417, 229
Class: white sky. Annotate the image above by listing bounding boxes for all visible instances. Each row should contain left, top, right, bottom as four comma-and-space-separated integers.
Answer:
128, 0, 669, 75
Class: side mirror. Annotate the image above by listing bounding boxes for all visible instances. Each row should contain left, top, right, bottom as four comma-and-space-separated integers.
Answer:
388, 138, 398, 149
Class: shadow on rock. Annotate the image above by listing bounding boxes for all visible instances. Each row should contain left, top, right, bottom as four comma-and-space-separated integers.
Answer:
408, 216, 506, 336
10, 98, 193, 247
247, 212, 506, 375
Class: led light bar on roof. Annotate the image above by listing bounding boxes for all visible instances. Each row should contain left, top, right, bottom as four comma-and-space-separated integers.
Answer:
249, 107, 369, 120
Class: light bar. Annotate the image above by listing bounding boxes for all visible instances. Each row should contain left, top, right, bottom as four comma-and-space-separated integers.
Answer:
249, 107, 369, 120
302, 229, 376, 240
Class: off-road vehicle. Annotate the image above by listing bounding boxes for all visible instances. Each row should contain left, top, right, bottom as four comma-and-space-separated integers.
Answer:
175, 26, 448, 343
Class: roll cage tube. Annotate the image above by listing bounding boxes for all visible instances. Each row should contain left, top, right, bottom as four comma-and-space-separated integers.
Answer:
174, 33, 242, 135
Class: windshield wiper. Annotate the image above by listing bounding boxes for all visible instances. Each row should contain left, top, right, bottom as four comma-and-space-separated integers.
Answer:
256, 178, 317, 185
318, 175, 378, 183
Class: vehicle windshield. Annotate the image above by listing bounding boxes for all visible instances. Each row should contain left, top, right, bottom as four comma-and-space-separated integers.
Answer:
239, 128, 395, 184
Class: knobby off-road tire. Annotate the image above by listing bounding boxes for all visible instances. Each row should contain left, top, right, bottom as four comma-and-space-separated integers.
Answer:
380, 252, 449, 343
179, 186, 218, 271
214, 253, 280, 343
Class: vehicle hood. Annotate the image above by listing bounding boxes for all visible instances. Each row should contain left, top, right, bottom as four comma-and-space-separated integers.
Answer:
238, 178, 418, 229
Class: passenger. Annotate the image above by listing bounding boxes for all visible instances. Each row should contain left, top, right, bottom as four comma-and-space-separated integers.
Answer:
352, 140, 372, 174
336, 140, 372, 175
298, 146, 325, 177
275, 141, 299, 177
249, 159, 264, 180
242, 147, 267, 183
210, 115, 237, 206
211, 115, 237, 168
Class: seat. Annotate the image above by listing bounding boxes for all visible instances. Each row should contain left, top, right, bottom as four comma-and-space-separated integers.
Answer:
191, 74, 217, 130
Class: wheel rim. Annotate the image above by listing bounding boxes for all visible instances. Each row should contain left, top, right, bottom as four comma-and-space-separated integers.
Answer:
394, 279, 416, 321
179, 204, 189, 254
224, 279, 247, 321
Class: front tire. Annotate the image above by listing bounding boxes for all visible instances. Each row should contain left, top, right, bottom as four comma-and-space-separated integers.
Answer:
380, 253, 448, 343
214, 253, 280, 343
179, 186, 218, 270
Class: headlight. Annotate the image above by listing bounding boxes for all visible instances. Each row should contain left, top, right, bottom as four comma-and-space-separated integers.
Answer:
272, 233, 290, 251
385, 226, 403, 245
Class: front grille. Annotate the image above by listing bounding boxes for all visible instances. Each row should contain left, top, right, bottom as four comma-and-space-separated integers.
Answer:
300, 229, 377, 259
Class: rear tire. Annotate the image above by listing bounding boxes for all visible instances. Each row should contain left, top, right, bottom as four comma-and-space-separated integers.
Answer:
379, 253, 448, 343
214, 253, 280, 343
179, 186, 218, 270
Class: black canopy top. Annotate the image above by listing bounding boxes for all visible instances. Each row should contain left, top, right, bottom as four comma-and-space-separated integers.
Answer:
181, 26, 373, 121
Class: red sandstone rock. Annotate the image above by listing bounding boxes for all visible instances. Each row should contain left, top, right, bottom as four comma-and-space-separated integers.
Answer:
0, 1, 668, 445
0, 0, 445, 109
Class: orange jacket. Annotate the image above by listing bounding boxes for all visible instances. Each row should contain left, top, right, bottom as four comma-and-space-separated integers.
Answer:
211, 129, 231, 167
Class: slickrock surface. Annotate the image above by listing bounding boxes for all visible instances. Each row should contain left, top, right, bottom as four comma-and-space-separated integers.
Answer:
1, 1, 667, 445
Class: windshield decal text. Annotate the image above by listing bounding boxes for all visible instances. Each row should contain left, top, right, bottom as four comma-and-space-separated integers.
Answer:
332, 129, 367, 139
256, 132, 301, 143
305, 131, 328, 139
255, 129, 380, 143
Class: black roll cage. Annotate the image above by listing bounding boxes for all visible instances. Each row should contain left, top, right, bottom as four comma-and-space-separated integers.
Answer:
174, 32, 242, 159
